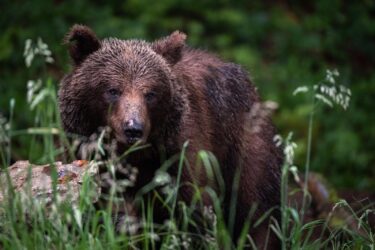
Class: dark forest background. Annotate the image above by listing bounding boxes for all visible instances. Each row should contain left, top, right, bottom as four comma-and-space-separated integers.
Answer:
0, 0, 374, 191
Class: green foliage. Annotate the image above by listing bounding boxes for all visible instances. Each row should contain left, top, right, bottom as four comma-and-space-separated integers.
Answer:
0, 1, 374, 189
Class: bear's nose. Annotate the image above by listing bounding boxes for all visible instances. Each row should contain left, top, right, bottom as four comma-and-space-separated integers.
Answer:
124, 120, 143, 143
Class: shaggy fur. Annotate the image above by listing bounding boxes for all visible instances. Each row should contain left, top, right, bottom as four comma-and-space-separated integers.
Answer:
59, 24, 282, 248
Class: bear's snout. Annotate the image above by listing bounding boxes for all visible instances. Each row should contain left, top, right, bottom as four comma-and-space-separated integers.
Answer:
124, 119, 144, 145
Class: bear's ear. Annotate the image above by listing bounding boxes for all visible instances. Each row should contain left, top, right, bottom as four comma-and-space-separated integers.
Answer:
152, 31, 186, 65
64, 25, 101, 66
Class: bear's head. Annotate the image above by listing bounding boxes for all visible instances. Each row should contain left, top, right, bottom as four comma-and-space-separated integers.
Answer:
58, 25, 186, 147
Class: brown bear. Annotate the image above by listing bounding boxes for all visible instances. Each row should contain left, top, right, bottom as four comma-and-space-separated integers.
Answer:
58, 24, 282, 248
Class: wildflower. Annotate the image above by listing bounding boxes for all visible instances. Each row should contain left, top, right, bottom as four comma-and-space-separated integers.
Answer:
117, 215, 140, 235
26, 79, 42, 104
293, 86, 309, 95
284, 135, 297, 165
24, 38, 54, 67
273, 134, 283, 147
293, 69, 351, 110
167, 235, 180, 249
181, 233, 192, 249
289, 165, 300, 183
153, 171, 171, 186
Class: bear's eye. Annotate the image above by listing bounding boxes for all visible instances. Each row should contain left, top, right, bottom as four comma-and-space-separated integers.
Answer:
106, 88, 121, 101
144, 91, 157, 103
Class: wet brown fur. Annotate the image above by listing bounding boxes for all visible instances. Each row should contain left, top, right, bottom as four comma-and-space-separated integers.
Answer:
59, 25, 282, 249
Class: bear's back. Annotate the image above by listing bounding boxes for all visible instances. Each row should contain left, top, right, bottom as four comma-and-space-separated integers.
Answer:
174, 48, 259, 133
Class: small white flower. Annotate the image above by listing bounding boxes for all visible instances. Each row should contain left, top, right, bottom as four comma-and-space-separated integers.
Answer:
293, 86, 309, 96
148, 232, 160, 242
23, 38, 54, 67
282, 132, 297, 165
26, 79, 42, 104
289, 165, 300, 183
284, 141, 297, 165
315, 93, 333, 107
273, 134, 283, 147
153, 171, 171, 186
312, 70, 351, 110
320, 85, 325, 94
332, 68, 339, 76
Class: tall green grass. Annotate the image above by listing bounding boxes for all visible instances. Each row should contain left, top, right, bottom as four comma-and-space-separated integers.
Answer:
0, 38, 373, 250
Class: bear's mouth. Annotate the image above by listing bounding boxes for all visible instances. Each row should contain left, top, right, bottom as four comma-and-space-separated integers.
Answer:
126, 137, 143, 146
114, 132, 146, 148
